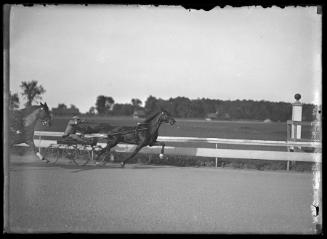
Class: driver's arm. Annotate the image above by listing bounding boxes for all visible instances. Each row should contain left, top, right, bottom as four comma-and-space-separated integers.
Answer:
75, 132, 83, 136
62, 120, 75, 137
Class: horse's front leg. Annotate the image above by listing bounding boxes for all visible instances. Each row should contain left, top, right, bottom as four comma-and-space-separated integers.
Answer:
27, 139, 44, 160
150, 141, 165, 159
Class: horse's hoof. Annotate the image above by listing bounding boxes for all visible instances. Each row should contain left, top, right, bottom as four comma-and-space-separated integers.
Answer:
120, 162, 125, 168
159, 153, 164, 159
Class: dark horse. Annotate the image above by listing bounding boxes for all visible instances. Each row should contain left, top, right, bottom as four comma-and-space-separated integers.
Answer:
9, 102, 52, 160
97, 109, 176, 167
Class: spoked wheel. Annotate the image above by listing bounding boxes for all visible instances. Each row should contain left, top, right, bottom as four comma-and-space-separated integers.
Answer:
58, 145, 80, 165
44, 145, 60, 164
72, 146, 91, 166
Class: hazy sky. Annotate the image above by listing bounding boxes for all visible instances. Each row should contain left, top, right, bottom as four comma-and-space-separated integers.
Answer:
9, 5, 321, 113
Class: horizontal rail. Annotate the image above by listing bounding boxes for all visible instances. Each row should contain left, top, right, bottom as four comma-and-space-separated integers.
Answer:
15, 139, 321, 163
34, 131, 321, 148
287, 120, 321, 126
158, 136, 321, 148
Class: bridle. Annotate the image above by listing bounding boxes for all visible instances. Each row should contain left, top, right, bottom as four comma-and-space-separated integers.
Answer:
39, 107, 51, 126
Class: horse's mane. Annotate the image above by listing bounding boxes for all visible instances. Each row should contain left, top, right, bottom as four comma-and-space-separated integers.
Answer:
11, 105, 40, 116
143, 111, 161, 123
21, 105, 40, 113
18, 104, 50, 115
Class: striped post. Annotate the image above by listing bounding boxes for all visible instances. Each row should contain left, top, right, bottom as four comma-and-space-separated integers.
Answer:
290, 94, 303, 150
288, 94, 302, 170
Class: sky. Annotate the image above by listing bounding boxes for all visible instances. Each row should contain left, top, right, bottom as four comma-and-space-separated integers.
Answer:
9, 5, 321, 113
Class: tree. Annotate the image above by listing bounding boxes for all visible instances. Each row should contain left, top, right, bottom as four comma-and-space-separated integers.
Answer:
96, 95, 106, 114
51, 103, 79, 116
57, 103, 68, 110
20, 80, 46, 107
69, 104, 80, 115
9, 91, 20, 110
131, 98, 142, 110
51, 103, 68, 116
173, 97, 191, 118
96, 95, 115, 114
88, 106, 96, 115
112, 103, 134, 116
144, 95, 158, 114
105, 97, 115, 112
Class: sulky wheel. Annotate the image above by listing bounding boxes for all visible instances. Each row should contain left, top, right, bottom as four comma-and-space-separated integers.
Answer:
72, 147, 91, 166
44, 145, 60, 164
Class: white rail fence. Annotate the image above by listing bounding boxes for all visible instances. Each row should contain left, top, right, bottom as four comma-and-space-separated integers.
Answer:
12, 131, 322, 167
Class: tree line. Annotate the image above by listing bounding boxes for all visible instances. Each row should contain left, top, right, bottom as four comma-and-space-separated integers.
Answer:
143, 96, 315, 122
9, 81, 316, 122
79, 95, 315, 122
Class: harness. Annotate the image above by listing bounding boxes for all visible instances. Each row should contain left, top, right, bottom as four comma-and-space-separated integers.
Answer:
105, 123, 149, 143
134, 123, 150, 142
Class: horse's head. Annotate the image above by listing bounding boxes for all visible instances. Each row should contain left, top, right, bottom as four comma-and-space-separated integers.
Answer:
159, 109, 176, 125
39, 102, 52, 127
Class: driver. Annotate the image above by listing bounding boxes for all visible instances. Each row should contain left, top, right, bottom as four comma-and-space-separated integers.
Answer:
62, 115, 87, 144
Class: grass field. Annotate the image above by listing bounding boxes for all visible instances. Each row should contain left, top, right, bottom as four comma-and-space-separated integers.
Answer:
35, 115, 314, 141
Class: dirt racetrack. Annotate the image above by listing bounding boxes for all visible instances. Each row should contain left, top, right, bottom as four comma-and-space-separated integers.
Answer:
6, 155, 316, 234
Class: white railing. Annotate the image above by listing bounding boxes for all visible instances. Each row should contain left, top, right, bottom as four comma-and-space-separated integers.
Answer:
34, 131, 321, 148
23, 131, 321, 165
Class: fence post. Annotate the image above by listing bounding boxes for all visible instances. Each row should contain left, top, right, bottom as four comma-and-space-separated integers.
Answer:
288, 93, 302, 170
286, 121, 290, 151
38, 135, 41, 153
291, 93, 303, 150
215, 143, 218, 168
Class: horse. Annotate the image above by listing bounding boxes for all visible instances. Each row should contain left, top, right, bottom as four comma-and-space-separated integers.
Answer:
96, 109, 176, 167
9, 102, 52, 160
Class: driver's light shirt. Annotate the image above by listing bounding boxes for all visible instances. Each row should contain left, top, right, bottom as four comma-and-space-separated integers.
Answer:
63, 120, 77, 136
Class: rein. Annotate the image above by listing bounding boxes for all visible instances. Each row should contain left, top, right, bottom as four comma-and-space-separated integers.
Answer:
109, 127, 148, 137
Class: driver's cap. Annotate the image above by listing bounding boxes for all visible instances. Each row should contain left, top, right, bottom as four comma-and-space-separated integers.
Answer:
72, 115, 80, 120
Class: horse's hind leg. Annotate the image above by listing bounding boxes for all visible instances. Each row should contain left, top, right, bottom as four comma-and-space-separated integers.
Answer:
121, 144, 144, 168
96, 138, 118, 164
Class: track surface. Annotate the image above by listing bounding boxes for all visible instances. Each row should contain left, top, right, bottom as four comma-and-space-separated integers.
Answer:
7, 155, 315, 234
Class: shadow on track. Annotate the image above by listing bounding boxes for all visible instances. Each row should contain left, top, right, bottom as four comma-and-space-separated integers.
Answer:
70, 163, 174, 173
10, 159, 171, 173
